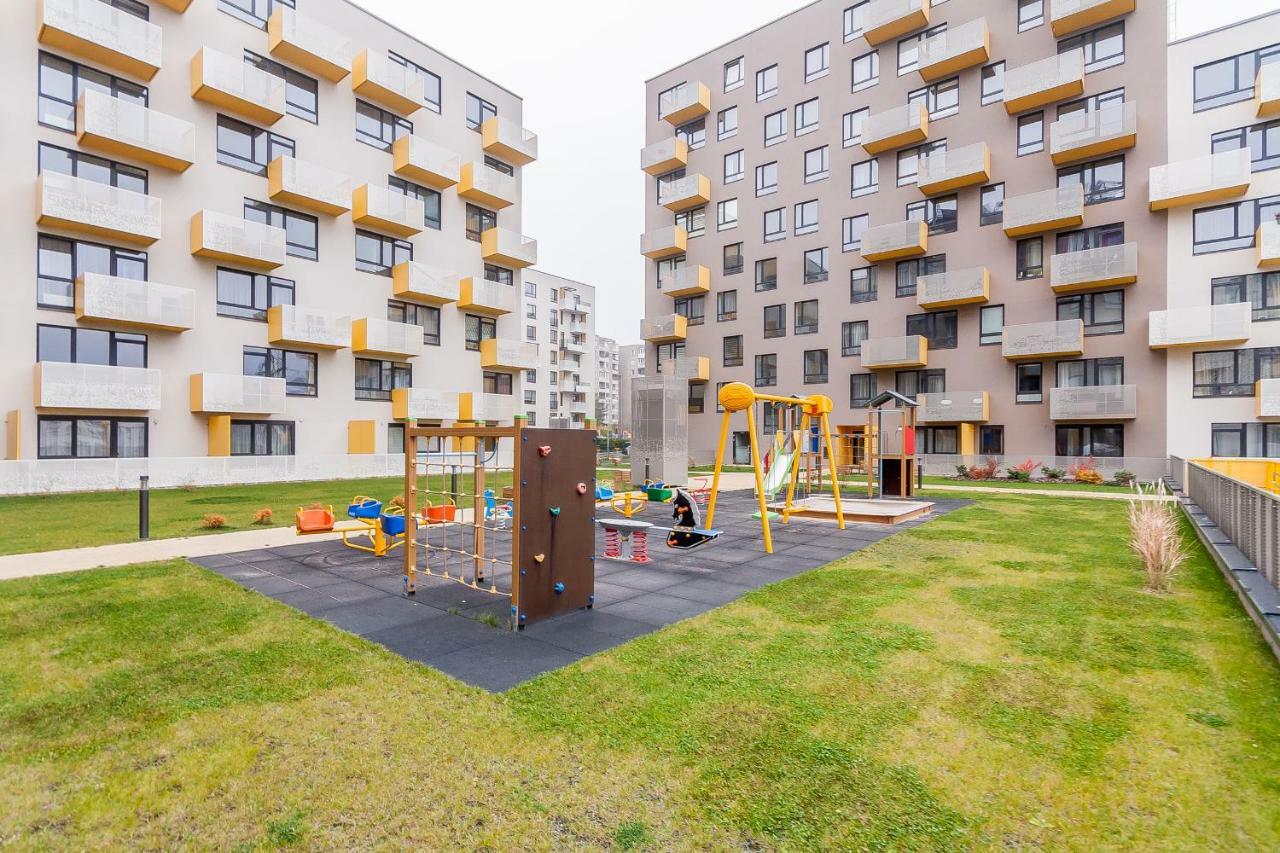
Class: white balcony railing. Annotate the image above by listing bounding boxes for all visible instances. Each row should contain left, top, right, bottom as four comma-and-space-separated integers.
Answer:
1049, 100, 1137, 164
916, 267, 989, 309
461, 392, 518, 424
658, 82, 710, 125
1259, 62, 1280, 118
860, 335, 928, 369
917, 17, 989, 81
861, 102, 928, 154
664, 264, 710, 298
863, 0, 930, 46
190, 46, 286, 125
268, 7, 352, 82
917, 391, 988, 423
190, 210, 287, 270
36, 362, 161, 410
391, 388, 460, 421
190, 373, 286, 415
268, 305, 352, 350
76, 274, 194, 332
1002, 319, 1085, 359
658, 174, 711, 211
641, 314, 688, 342
641, 225, 688, 259
268, 156, 352, 216
917, 142, 990, 195
1148, 302, 1252, 349
860, 219, 927, 261
480, 339, 539, 371
1149, 148, 1252, 211
1050, 385, 1138, 420
392, 135, 460, 189
1050, 242, 1138, 292
352, 184, 425, 237
458, 278, 519, 315
458, 161, 517, 209
38, 171, 161, 246
640, 138, 689, 176
481, 117, 537, 166
480, 228, 537, 268
1003, 49, 1085, 114
352, 318, 424, 359
1261, 220, 1280, 268
1050, 0, 1135, 37
77, 90, 195, 172
39, 0, 163, 79
352, 49, 425, 115
1002, 185, 1085, 237
392, 262, 460, 305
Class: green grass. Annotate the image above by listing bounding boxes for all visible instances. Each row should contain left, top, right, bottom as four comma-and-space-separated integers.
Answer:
2, 494, 1278, 848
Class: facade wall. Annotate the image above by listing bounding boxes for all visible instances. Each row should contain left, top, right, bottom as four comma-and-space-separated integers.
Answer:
617, 343, 646, 434
520, 270, 596, 429
595, 335, 620, 427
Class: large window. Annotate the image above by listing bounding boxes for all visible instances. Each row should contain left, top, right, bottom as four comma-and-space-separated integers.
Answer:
906, 195, 958, 235
804, 146, 830, 182
466, 93, 497, 129
1017, 0, 1044, 32
1057, 156, 1125, 204
980, 305, 1004, 346
1056, 425, 1123, 458
756, 65, 778, 101
755, 161, 778, 196
724, 57, 744, 92
466, 204, 498, 242
764, 109, 787, 145
243, 346, 316, 396
1056, 357, 1124, 387
355, 100, 411, 150
805, 43, 830, 82
724, 150, 745, 184
674, 295, 705, 326
851, 373, 877, 408
1193, 195, 1280, 255
1016, 363, 1043, 403
794, 299, 820, 335
851, 267, 877, 303
896, 255, 945, 298
723, 244, 744, 276
1057, 289, 1124, 335
675, 206, 706, 237
1194, 42, 1280, 112
1058, 22, 1125, 73
794, 200, 819, 235
38, 52, 146, 132
896, 369, 945, 399
37, 324, 146, 367
1212, 119, 1280, 173
245, 51, 317, 123
898, 25, 946, 75
37, 416, 146, 459
354, 357, 411, 401
389, 176, 442, 230
676, 118, 706, 150
388, 300, 441, 345
718, 106, 739, 140
980, 62, 1005, 105
907, 77, 960, 120
1193, 348, 1280, 397
906, 310, 958, 349
464, 314, 497, 351
1016, 237, 1044, 280
980, 183, 1004, 225
764, 304, 786, 338
755, 354, 778, 387
843, 107, 870, 148
216, 268, 294, 320
389, 51, 442, 113
764, 207, 787, 242
897, 140, 945, 186
230, 421, 294, 456
1211, 422, 1280, 457
1017, 112, 1045, 156
918, 427, 959, 455
804, 248, 829, 283
38, 143, 145, 193
795, 98, 820, 135
218, 0, 293, 28
717, 289, 738, 321
851, 158, 879, 197
216, 114, 295, 175
852, 50, 880, 91
844, 2, 869, 41
717, 199, 738, 231
756, 258, 778, 292
803, 349, 829, 384
980, 426, 1005, 455
1212, 272, 1280, 321
842, 320, 868, 356
245, 199, 318, 260
723, 335, 744, 367
1056, 222, 1124, 254
843, 214, 869, 252
37, 235, 146, 311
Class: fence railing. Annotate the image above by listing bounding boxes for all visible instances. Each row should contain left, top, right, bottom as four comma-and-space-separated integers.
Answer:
1187, 461, 1280, 588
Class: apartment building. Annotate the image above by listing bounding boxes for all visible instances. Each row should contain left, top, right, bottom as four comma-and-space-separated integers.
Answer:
617, 342, 646, 434
642, 0, 1171, 468
519, 270, 596, 429
595, 336, 621, 428
2, 0, 538, 491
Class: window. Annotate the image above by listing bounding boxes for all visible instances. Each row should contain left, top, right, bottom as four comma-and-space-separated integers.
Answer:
725, 57, 745, 92
1057, 289, 1124, 335
898, 24, 945, 75
980, 62, 1005, 106
803, 248, 829, 283
219, 0, 293, 28
388, 51, 442, 113
723, 335, 744, 367
764, 208, 787, 242
1056, 357, 1124, 388
1059, 22, 1125, 74
805, 43, 830, 82
485, 264, 514, 286
896, 255, 945, 298
230, 421, 295, 456
676, 118, 706, 150
755, 354, 778, 387
464, 314, 497, 351
1212, 119, 1280, 173
1055, 222, 1124, 254
803, 349, 829, 384
674, 295, 705, 326
906, 310, 958, 349
654, 342, 685, 372
765, 109, 787, 145
917, 426, 959, 454
655, 256, 683, 291
907, 77, 960, 120
688, 384, 706, 415
389, 176, 442, 230
843, 2, 869, 41
388, 300, 441, 346
355, 230, 411, 275
842, 320, 868, 356
466, 93, 497, 129
763, 304, 786, 338
1195, 43, 1280, 111
843, 108, 870, 147
717, 289, 738, 321
980, 183, 1005, 225
804, 146, 830, 182
1016, 363, 1043, 403
794, 200, 819, 235
795, 299, 820, 334
897, 140, 944, 187
1016, 237, 1044, 280
851, 267, 877, 303
756, 161, 779, 196
484, 155, 514, 177
244, 199, 317, 260
1057, 88, 1126, 120
795, 98, 820, 135
852, 50, 879, 91
526, 369, 537, 384
843, 214, 869, 252
723, 244, 744, 276
215, 268, 294, 320
1193, 348, 1280, 397
851, 158, 879, 197
724, 150, 745, 184
354, 357, 411, 401
906, 195, 958, 235
466, 204, 498, 242
37, 416, 146, 459
38, 143, 145, 194
240, 346, 315, 397
38, 52, 146, 132
756, 258, 778, 291
523, 389, 536, 405
1017, 112, 1044, 156
215, 115, 295, 175
717, 199, 739, 231
674, 207, 706, 238
37, 325, 146, 367
37, 235, 146, 311
1212, 272, 1280, 321
757, 65, 778, 101
1211, 423, 1280, 457
1057, 155, 1125, 204
851, 373, 878, 408
979, 426, 1005, 455
895, 369, 945, 399
245, 51, 318, 123
355, 100, 411, 150
1193, 195, 1280, 255
1017, 0, 1044, 32
979, 305, 1004, 346
1056, 425, 1123, 458
718, 106, 739, 140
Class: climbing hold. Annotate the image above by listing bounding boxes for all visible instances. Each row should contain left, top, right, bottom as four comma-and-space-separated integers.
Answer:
538, 445, 552, 457
533, 553, 545, 563
510, 605, 517, 614
519, 613, 527, 623
549, 506, 561, 516
588, 593, 595, 604
554, 582, 565, 594
576, 483, 588, 495
520, 569, 526, 576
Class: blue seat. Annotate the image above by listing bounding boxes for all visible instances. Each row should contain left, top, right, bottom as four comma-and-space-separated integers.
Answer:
348, 497, 382, 519
380, 512, 406, 537
595, 486, 614, 501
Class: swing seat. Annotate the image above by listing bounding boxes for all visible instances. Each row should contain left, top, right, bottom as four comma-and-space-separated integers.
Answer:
665, 527, 722, 551
380, 507, 406, 537
423, 501, 457, 524
294, 506, 335, 533
594, 486, 614, 501
348, 496, 382, 519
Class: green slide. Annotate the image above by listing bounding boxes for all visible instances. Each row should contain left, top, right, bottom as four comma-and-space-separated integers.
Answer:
752, 448, 796, 520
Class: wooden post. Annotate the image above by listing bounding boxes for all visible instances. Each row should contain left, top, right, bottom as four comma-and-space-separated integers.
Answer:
403, 429, 417, 594
509, 418, 523, 622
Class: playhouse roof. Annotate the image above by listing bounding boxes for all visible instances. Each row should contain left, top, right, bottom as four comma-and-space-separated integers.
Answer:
868, 390, 919, 409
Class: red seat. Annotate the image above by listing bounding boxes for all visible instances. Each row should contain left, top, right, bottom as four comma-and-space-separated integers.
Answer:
295, 507, 335, 532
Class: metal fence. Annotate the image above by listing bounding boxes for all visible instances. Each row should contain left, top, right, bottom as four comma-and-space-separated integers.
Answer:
1187, 461, 1280, 588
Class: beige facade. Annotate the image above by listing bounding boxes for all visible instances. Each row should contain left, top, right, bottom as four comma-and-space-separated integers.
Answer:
617, 343, 646, 435
519, 270, 596, 429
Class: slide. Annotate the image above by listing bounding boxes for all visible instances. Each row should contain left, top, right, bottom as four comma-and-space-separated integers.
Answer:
762, 448, 797, 498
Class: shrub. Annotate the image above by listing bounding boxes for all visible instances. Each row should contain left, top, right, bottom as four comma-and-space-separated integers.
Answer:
252, 507, 273, 525
1128, 480, 1186, 593
1075, 469, 1105, 485
1006, 458, 1040, 481
201, 513, 227, 529
955, 464, 970, 478
1113, 469, 1137, 487
1042, 466, 1065, 480
966, 457, 999, 480
389, 495, 406, 509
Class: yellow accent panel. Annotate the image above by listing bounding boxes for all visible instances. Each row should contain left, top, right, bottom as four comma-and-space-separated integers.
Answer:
1050, 0, 1134, 37
1050, 131, 1136, 166
1002, 212, 1085, 239
660, 174, 711, 212
189, 374, 204, 413
154, 0, 194, 10
1192, 458, 1280, 493
4, 410, 20, 460
75, 103, 193, 173
457, 393, 475, 422
391, 136, 459, 189
918, 24, 989, 82
864, 2, 931, 46
268, 157, 350, 216
347, 420, 376, 454
661, 83, 711, 126
918, 146, 991, 196
958, 423, 976, 456
480, 117, 537, 166
208, 415, 231, 457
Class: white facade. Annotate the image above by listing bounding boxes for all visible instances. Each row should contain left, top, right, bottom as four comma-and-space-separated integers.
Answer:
617, 343, 646, 435
519, 270, 597, 429
595, 336, 620, 428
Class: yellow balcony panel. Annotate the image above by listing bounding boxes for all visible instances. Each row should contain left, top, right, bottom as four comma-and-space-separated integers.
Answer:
457, 277, 518, 316
862, 335, 928, 369
268, 156, 352, 217
481, 117, 537, 166
75, 274, 194, 332
347, 419, 376, 454
664, 265, 711, 298
917, 141, 990, 195
916, 266, 989, 309
39, 0, 162, 80
268, 7, 351, 83
1050, 385, 1138, 420
351, 184, 424, 238
861, 103, 928, 155
1050, 242, 1137, 293
351, 318, 424, 360
864, 0, 931, 46
35, 362, 161, 411
917, 17, 989, 81
663, 356, 710, 383
457, 161, 517, 210
1257, 379, 1280, 419
1050, 100, 1137, 165
641, 314, 687, 343
77, 90, 195, 173
392, 262, 460, 305
480, 228, 537, 269
860, 219, 928, 262
640, 225, 687, 260
38, 172, 161, 246
1148, 302, 1251, 349
1258, 63, 1280, 118
392, 387, 460, 421
1003, 49, 1085, 114
190, 46, 286, 126
917, 391, 989, 424
352, 49, 425, 116
458, 392, 518, 424
1257, 220, 1280, 269
391, 135, 460, 190
1050, 0, 1135, 37
480, 339, 539, 371
189, 373, 286, 415
659, 82, 711, 126
659, 173, 711, 212
641, 137, 689, 176
190, 210, 287, 270
267, 304, 351, 350
154, 0, 193, 10
1148, 148, 1252, 211
1002, 319, 1085, 360
1002, 185, 1085, 237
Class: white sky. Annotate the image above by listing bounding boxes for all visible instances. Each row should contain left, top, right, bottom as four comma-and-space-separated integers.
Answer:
353, 0, 1280, 344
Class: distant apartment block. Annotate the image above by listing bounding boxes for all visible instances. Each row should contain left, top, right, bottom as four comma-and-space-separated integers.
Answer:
595, 336, 621, 428
519, 270, 596, 429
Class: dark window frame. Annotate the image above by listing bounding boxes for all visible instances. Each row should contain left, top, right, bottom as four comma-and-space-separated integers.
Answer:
36, 415, 148, 460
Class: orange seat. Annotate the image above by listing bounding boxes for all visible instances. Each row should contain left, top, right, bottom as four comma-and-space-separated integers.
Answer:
295, 506, 335, 532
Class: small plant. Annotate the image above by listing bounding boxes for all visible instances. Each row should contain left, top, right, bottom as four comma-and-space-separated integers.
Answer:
1042, 466, 1065, 481
472, 611, 501, 628
966, 457, 999, 480
1069, 455, 1104, 484
614, 821, 653, 851
201, 513, 228, 529
389, 495, 406, 509
252, 507, 273, 525
1127, 480, 1187, 593
1006, 458, 1040, 482
1113, 469, 1137, 487
954, 464, 970, 478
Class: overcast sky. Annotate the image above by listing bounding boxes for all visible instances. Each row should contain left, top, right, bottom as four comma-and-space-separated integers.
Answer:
353, 0, 1280, 344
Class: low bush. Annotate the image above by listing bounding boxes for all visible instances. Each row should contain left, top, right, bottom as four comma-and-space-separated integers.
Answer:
201, 513, 227, 529
1075, 469, 1105, 485
1042, 466, 1065, 480
955, 464, 969, 478
1006, 458, 1040, 482
252, 507, 273, 525
1113, 469, 1137, 487
966, 457, 999, 480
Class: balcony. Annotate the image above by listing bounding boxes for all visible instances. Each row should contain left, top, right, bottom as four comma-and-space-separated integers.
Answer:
1257, 379, 1280, 420
1050, 0, 1135, 37
861, 335, 928, 369
458, 392, 518, 424
1002, 319, 1085, 360
351, 184, 424, 238
917, 17, 989, 81
190, 210, 286, 270
1002, 185, 1085, 237
1258, 220, 1280, 269
561, 337, 588, 355
76, 91, 195, 173
268, 156, 351, 216
1148, 302, 1251, 349
75, 274, 194, 332
641, 138, 689, 176
457, 277, 518, 316
641, 314, 688, 343
392, 262, 460, 305
663, 356, 710, 383
352, 49, 424, 116
1003, 50, 1085, 114
481, 117, 537, 166
640, 225, 687, 260
190, 46, 286, 126
860, 219, 928, 262
663, 265, 711, 298
38, 172, 160, 246
659, 82, 710, 126
916, 267, 989, 309
267, 305, 351, 350
39, 0, 162, 80
863, 0, 930, 46
1050, 242, 1137, 293
1050, 385, 1138, 420
392, 136, 460, 190
658, 174, 711, 212
480, 339, 539, 371
268, 7, 351, 82
1149, 149, 1252, 211
861, 103, 928, 155
480, 228, 537, 269
917, 391, 989, 423
351, 318, 423, 360
391, 388, 460, 421
35, 362, 161, 411
1259, 62, 1280, 118
1050, 100, 1137, 165
917, 142, 990, 195
457, 161, 517, 210
154, 0, 193, 10
189, 373, 286, 415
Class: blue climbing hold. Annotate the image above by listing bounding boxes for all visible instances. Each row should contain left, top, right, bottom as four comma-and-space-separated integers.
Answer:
554, 582, 565, 594
549, 506, 561, 516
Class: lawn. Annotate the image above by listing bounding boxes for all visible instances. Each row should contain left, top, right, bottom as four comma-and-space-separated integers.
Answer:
2, 494, 1279, 848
